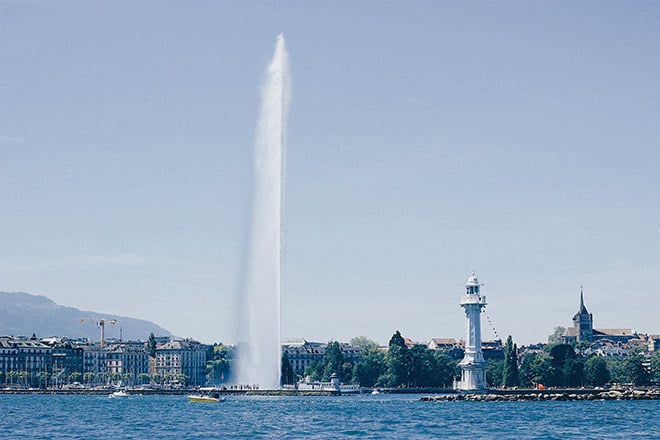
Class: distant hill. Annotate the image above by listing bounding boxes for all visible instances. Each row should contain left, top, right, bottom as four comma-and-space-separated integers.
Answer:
0, 291, 172, 342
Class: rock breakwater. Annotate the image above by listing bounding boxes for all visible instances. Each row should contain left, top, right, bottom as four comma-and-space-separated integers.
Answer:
421, 388, 660, 402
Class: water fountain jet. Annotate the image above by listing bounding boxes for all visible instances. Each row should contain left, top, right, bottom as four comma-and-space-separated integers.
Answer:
236, 34, 290, 389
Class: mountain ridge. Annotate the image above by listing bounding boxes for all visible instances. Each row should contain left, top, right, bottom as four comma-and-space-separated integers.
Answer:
0, 291, 172, 341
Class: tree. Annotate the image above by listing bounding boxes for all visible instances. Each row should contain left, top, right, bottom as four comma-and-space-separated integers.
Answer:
386, 331, 411, 387
207, 343, 233, 385
434, 351, 459, 388
486, 360, 504, 388
621, 350, 650, 386
138, 373, 151, 385
323, 342, 346, 381
651, 351, 660, 385
548, 326, 566, 344
351, 347, 386, 387
147, 333, 157, 358
69, 372, 83, 384
563, 357, 585, 387
519, 352, 554, 387
281, 351, 295, 386
549, 344, 582, 387
306, 341, 352, 383
408, 345, 437, 387
584, 356, 610, 387
502, 336, 519, 387
350, 337, 380, 351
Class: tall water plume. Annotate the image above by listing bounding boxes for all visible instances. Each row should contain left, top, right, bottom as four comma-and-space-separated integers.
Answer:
236, 34, 290, 389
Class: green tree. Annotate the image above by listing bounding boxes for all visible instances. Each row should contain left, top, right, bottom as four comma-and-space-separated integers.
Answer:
549, 344, 581, 387
122, 373, 134, 386
281, 351, 295, 386
651, 351, 660, 385
36, 371, 49, 388
206, 344, 233, 385
305, 341, 352, 383
502, 336, 519, 387
69, 372, 83, 384
351, 347, 387, 387
621, 350, 650, 386
408, 345, 437, 387
519, 352, 554, 387
350, 337, 380, 351
434, 351, 459, 388
323, 342, 345, 381
386, 331, 411, 387
147, 333, 157, 358
138, 373, 151, 385
584, 356, 610, 387
563, 357, 585, 387
487, 360, 504, 388
548, 326, 566, 344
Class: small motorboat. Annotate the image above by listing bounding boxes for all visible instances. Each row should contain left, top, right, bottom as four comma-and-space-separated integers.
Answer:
188, 393, 225, 403
109, 390, 129, 398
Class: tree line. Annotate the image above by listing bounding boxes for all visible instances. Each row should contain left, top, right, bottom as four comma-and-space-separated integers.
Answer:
207, 332, 660, 389
284, 331, 459, 388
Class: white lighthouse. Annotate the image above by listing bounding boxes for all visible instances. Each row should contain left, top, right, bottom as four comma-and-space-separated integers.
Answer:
457, 273, 488, 391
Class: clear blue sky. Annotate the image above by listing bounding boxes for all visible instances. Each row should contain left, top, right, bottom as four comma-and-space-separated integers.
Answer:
2, 1, 658, 346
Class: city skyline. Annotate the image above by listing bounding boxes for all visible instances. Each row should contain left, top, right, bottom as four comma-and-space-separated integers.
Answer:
2, 2, 659, 346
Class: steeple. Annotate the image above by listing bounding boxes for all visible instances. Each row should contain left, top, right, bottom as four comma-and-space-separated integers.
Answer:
573, 286, 593, 342
579, 286, 588, 314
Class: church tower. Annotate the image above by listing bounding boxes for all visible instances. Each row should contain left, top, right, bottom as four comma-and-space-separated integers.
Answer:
572, 287, 593, 342
457, 273, 488, 391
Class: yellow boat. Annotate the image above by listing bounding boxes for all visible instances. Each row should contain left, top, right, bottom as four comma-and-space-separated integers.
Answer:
188, 394, 224, 403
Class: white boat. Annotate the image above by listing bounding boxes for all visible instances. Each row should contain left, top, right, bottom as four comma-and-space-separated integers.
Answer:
109, 390, 129, 398
188, 393, 224, 403
296, 374, 361, 394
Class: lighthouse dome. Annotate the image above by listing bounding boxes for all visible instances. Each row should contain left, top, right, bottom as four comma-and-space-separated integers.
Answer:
465, 273, 480, 287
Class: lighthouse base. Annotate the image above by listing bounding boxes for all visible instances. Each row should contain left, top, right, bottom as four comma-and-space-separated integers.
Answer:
456, 362, 487, 391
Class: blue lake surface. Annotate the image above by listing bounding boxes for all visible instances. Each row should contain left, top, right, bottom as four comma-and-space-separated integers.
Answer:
0, 393, 658, 439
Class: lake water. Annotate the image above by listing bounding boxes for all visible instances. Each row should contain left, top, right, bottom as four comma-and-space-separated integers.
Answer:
0, 393, 657, 439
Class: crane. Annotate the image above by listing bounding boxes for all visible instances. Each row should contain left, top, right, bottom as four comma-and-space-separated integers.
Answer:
80, 318, 117, 349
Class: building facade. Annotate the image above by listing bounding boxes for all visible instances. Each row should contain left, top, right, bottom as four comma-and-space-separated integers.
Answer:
154, 339, 208, 386
282, 340, 363, 376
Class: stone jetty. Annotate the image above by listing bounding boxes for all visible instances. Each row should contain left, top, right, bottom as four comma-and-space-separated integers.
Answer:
421, 388, 660, 402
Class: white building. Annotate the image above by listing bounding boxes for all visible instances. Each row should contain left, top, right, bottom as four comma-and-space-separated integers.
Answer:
456, 273, 488, 391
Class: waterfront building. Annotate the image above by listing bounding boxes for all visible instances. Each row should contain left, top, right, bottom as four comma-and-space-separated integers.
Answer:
80, 344, 107, 375
105, 341, 150, 384
428, 338, 465, 360
45, 338, 83, 385
282, 340, 363, 376
456, 273, 488, 391
482, 339, 504, 361
0, 336, 52, 387
155, 339, 208, 386
428, 338, 458, 351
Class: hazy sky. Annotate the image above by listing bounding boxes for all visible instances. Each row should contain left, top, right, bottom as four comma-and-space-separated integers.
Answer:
2, 1, 658, 346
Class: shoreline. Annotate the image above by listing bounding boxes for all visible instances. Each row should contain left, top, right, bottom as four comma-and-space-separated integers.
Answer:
0, 388, 340, 396
421, 387, 660, 402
